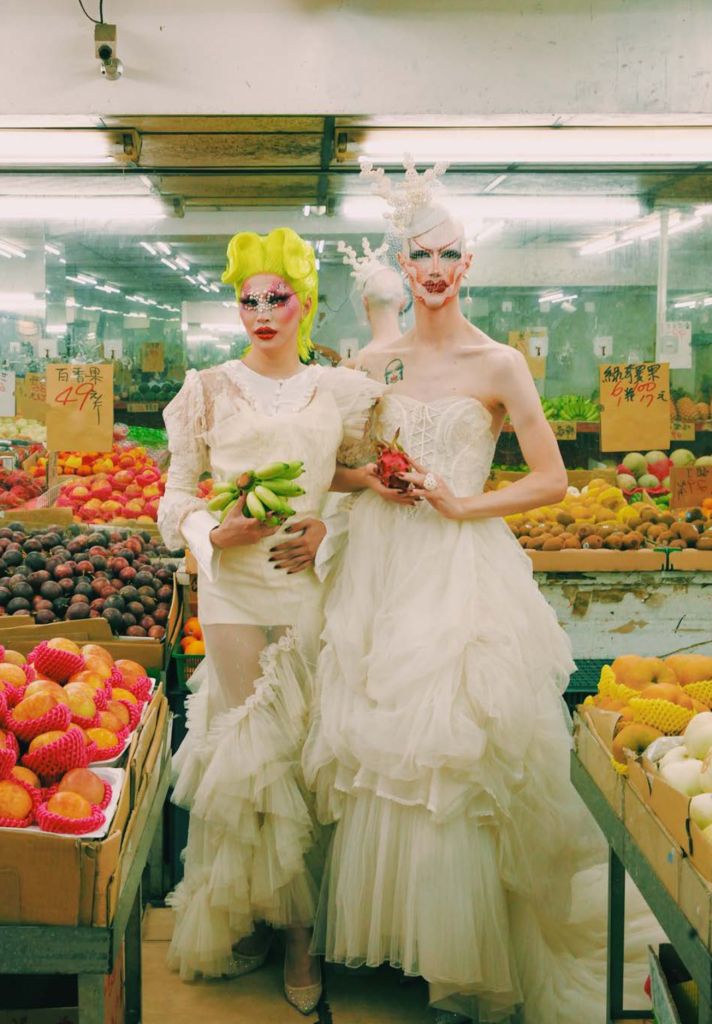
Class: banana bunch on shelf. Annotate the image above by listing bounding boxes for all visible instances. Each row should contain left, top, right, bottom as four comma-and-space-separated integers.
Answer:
207, 461, 305, 523
540, 395, 600, 422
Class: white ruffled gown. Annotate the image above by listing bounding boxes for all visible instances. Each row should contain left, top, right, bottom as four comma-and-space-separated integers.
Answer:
304, 393, 657, 1022
158, 360, 382, 981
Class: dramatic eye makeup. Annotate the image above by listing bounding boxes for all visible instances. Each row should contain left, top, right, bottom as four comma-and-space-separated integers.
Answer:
240, 290, 294, 310
408, 247, 431, 261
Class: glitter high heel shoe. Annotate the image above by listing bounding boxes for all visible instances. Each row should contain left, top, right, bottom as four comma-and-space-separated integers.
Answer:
283, 963, 322, 1016
225, 932, 273, 978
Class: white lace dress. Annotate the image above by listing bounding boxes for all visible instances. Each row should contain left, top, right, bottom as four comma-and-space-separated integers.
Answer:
158, 360, 383, 981
303, 393, 658, 1022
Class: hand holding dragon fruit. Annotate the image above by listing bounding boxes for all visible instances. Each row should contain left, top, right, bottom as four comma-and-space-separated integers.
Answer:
375, 431, 412, 491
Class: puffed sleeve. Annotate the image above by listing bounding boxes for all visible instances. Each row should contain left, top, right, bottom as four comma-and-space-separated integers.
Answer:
157, 370, 221, 582
319, 366, 385, 465
313, 367, 385, 582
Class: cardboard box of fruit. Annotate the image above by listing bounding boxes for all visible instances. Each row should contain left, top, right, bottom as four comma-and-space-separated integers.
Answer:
576, 654, 712, 906
0, 638, 170, 926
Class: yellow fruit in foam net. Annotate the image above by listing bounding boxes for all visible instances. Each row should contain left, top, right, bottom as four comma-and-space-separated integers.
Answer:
629, 697, 695, 735
683, 680, 712, 709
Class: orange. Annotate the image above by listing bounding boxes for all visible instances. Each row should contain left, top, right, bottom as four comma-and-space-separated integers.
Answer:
183, 616, 202, 640
0, 780, 32, 820
11, 766, 40, 787
58, 767, 104, 805
13, 692, 58, 721
46, 637, 81, 656
28, 729, 67, 752
0, 663, 27, 688
110, 687, 137, 704
183, 640, 205, 656
85, 727, 119, 750
47, 791, 91, 819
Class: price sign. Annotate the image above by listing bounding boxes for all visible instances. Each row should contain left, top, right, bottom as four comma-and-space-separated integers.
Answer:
671, 420, 696, 441
16, 373, 46, 423
657, 320, 692, 370
599, 362, 671, 452
0, 371, 16, 417
509, 330, 546, 380
141, 342, 165, 373
103, 339, 123, 360
550, 421, 577, 441
45, 363, 113, 453
670, 465, 712, 509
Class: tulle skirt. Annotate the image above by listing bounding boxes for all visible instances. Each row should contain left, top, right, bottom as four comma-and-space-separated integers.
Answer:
168, 623, 325, 981
303, 494, 661, 1022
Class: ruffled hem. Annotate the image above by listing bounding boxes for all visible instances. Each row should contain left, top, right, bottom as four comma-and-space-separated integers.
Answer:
168, 629, 324, 981
314, 789, 660, 1024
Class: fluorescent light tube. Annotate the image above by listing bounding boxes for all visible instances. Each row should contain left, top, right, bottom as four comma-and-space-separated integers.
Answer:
350, 127, 712, 165
0, 240, 25, 258
0, 196, 166, 221
0, 129, 139, 166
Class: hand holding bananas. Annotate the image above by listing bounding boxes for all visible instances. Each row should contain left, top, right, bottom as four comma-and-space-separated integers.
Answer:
208, 461, 305, 550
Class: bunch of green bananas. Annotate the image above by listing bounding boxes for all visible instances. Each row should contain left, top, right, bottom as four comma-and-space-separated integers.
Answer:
206, 460, 305, 523
540, 395, 600, 422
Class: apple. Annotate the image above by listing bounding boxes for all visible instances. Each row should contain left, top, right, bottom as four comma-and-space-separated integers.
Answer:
111, 470, 135, 490
90, 481, 113, 501
25, 679, 69, 703
684, 713, 712, 759
86, 727, 119, 750
124, 483, 143, 500
0, 780, 33, 820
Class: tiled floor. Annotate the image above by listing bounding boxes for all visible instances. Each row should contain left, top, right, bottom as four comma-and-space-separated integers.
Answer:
142, 906, 433, 1024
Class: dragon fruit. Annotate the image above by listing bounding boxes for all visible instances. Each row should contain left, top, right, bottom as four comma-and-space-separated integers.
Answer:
376, 430, 412, 490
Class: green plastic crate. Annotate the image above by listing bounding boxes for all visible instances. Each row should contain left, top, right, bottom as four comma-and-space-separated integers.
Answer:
172, 649, 204, 690
563, 658, 609, 714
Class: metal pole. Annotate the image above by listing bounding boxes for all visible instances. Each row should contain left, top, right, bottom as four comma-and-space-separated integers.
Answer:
656, 208, 670, 351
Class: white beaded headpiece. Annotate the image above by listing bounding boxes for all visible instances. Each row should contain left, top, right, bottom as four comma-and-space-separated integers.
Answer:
360, 154, 451, 237
337, 237, 391, 291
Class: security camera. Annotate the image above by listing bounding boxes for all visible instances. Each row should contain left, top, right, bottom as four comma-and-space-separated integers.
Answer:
95, 24, 122, 80
100, 57, 123, 80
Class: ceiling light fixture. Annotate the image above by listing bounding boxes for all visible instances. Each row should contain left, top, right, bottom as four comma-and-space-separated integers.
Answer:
0, 129, 139, 166
0, 196, 166, 221
0, 240, 25, 258
342, 126, 712, 166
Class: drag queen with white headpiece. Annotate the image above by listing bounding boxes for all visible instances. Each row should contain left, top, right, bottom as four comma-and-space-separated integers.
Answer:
304, 160, 659, 1023
338, 237, 407, 371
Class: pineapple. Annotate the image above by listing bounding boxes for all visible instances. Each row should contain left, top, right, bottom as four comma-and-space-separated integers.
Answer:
676, 395, 697, 422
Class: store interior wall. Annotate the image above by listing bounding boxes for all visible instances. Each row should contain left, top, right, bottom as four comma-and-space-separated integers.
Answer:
2, 0, 712, 118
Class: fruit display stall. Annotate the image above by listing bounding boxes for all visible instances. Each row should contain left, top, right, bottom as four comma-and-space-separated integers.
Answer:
571, 655, 712, 1023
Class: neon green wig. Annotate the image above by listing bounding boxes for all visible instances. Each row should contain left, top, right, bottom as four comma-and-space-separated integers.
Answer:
222, 227, 318, 361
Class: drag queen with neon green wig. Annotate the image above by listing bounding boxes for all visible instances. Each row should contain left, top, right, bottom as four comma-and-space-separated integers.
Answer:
159, 227, 383, 1014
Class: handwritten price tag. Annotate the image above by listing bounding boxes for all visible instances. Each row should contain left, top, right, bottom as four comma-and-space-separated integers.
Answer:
671, 420, 696, 442
671, 465, 712, 509
0, 371, 16, 417
599, 362, 671, 452
550, 421, 577, 441
46, 363, 114, 453
141, 342, 165, 373
16, 373, 46, 423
